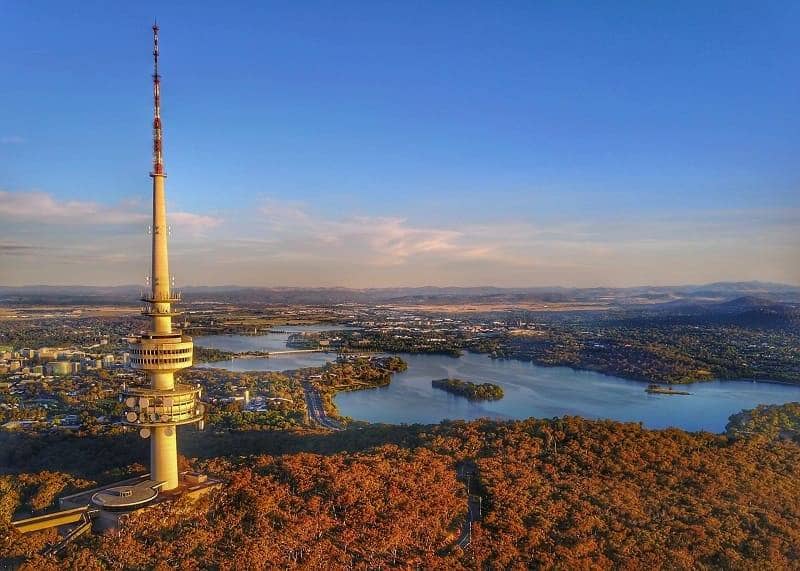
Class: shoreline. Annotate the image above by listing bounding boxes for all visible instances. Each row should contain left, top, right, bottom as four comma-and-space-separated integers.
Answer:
195, 330, 799, 388
191, 333, 800, 431
195, 347, 797, 390
485, 353, 799, 388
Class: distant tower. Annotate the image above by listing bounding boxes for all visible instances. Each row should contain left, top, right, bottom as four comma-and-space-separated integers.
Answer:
123, 24, 204, 491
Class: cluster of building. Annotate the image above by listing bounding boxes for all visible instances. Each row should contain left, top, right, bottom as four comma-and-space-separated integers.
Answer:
0, 341, 140, 433
207, 387, 292, 412
0, 343, 129, 378
244, 394, 292, 412
2, 414, 82, 432
354, 311, 502, 336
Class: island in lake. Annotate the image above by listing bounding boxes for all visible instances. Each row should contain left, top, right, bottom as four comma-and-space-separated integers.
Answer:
432, 378, 504, 401
646, 383, 691, 395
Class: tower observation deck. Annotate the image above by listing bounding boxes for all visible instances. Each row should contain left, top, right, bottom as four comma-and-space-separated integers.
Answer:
123, 24, 205, 491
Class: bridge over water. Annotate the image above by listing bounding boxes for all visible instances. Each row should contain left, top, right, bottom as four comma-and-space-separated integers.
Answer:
235, 349, 379, 358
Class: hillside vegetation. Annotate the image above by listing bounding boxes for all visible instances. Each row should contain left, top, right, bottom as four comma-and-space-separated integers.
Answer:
727, 401, 800, 442
3, 415, 800, 569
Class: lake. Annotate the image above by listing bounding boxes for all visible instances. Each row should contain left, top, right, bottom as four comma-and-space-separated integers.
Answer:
194, 329, 800, 432
194, 325, 353, 371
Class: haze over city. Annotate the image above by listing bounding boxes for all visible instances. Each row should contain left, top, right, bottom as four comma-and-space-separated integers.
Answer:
2, 1, 800, 287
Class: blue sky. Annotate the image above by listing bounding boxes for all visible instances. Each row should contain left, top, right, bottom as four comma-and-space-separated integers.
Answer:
1, 1, 799, 287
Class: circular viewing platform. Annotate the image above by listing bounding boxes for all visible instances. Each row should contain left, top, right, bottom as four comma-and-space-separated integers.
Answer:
91, 482, 159, 510
128, 333, 193, 371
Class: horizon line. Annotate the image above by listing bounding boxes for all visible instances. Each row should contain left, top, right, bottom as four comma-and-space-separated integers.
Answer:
1, 279, 798, 291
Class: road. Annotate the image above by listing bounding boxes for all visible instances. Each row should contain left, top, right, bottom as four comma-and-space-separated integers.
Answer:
455, 463, 482, 549
302, 380, 343, 430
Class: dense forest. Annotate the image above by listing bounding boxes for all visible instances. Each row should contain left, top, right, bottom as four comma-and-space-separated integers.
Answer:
3, 410, 800, 569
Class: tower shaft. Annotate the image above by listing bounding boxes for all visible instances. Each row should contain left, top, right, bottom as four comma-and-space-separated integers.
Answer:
151, 173, 172, 337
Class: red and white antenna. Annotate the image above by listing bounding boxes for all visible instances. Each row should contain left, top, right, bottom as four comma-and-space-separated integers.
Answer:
151, 22, 165, 177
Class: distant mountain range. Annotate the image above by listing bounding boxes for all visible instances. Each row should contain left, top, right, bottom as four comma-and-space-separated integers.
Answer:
0, 281, 798, 307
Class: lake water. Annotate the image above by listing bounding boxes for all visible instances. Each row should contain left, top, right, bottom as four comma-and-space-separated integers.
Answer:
194, 325, 352, 371
194, 329, 800, 432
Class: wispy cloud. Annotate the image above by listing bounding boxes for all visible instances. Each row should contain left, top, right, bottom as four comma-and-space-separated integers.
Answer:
0, 190, 147, 224
256, 200, 467, 266
170, 211, 223, 235
259, 198, 312, 228
1, 192, 798, 287
0, 241, 41, 255
0, 190, 222, 233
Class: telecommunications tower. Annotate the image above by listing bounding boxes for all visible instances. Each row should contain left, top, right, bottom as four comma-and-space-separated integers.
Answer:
122, 24, 204, 491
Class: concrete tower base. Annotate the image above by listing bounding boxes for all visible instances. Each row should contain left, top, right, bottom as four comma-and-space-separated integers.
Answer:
151, 426, 179, 490
58, 472, 222, 532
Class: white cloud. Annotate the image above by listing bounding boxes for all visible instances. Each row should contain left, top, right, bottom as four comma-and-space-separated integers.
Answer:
170, 211, 223, 235
222, 198, 799, 286
0, 190, 222, 233
259, 198, 312, 228
256, 199, 468, 266
0, 190, 147, 224
2, 192, 798, 287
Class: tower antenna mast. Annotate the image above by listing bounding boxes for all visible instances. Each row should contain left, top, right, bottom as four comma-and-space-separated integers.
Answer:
151, 22, 164, 177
